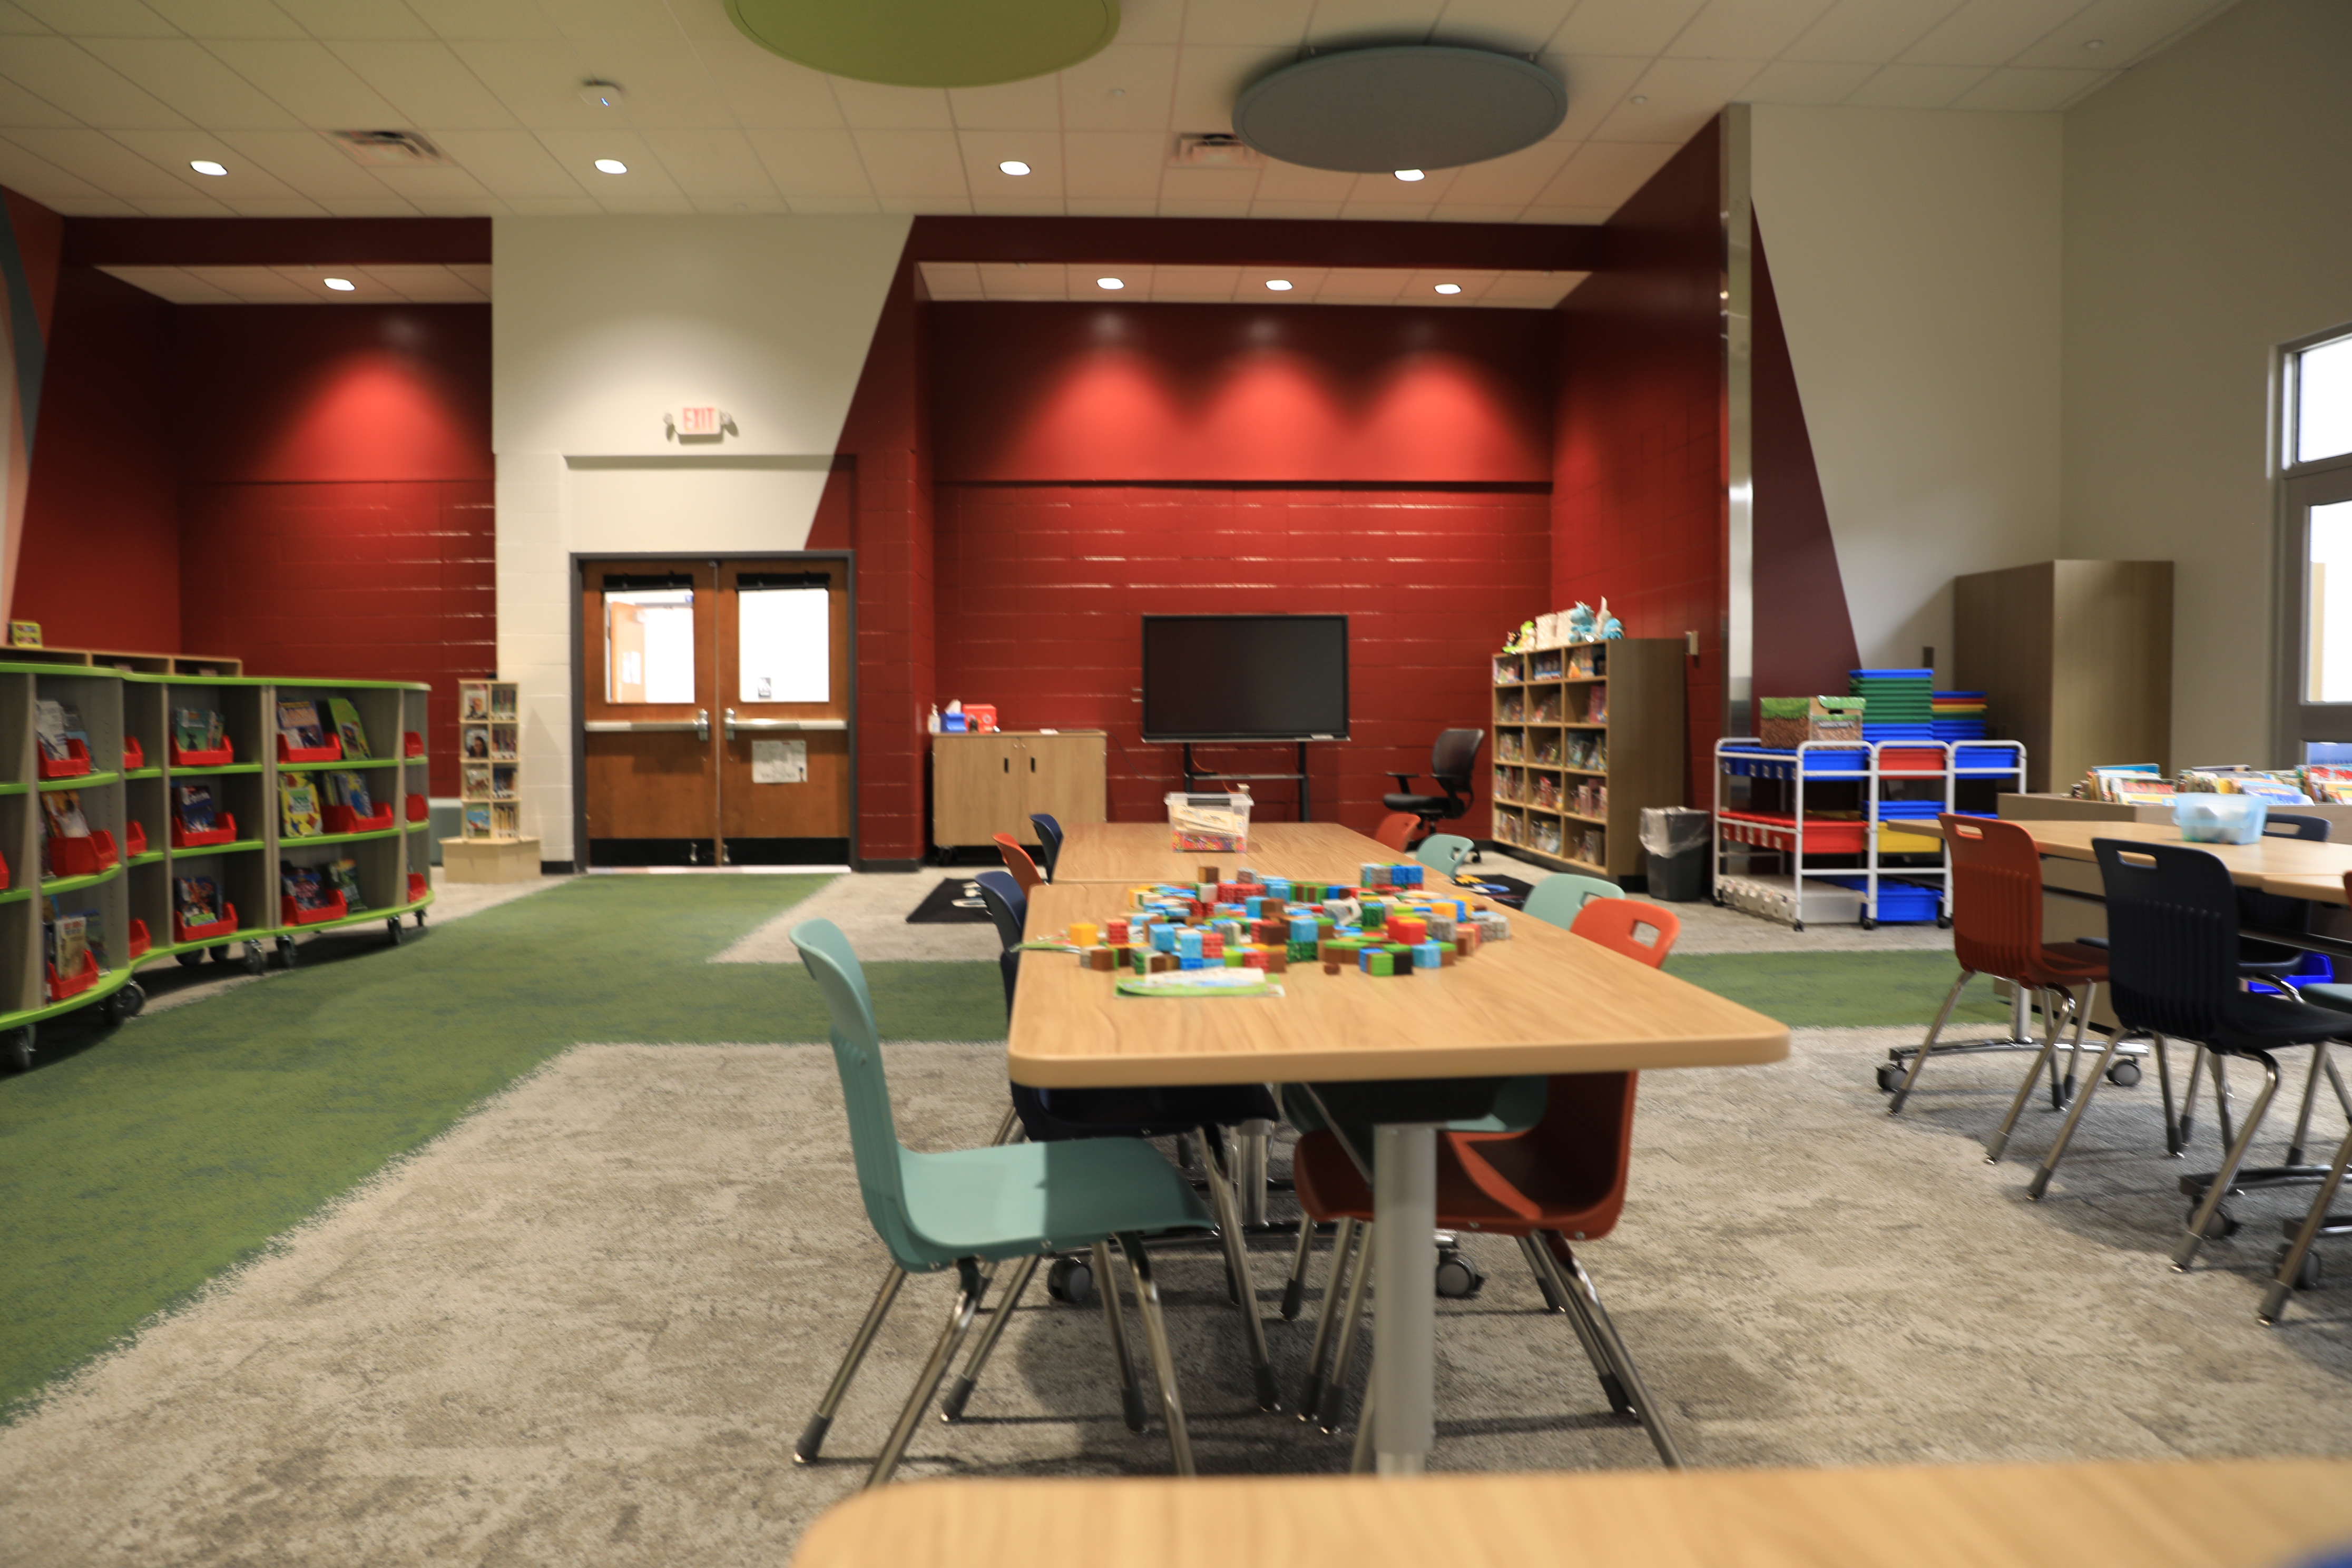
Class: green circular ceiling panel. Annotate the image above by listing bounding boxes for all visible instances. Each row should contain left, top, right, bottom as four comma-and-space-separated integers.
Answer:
727, 0, 1119, 88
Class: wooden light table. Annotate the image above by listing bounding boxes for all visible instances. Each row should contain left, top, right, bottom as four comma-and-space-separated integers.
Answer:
1932, 817, 2352, 890
1011, 882, 1788, 1474
793, 1457, 2352, 1568
1051, 820, 1405, 885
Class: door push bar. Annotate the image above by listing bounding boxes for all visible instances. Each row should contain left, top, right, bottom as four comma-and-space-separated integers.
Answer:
584, 708, 711, 741
723, 708, 848, 739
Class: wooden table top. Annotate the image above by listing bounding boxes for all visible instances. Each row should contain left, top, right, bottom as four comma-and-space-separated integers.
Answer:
791, 1457, 2352, 1568
1939, 817, 2352, 903
1008, 883, 1789, 1089
1052, 821, 1403, 884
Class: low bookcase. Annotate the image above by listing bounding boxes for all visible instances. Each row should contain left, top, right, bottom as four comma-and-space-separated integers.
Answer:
0, 667, 436, 1072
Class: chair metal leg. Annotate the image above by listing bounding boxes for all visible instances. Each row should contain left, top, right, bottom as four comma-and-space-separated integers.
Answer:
1118, 1234, 1195, 1477
1524, 1233, 1629, 1414
2261, 1119, 2352, 1325
1236, 1116, 1273, 1227
866, 1258, 987, 1489
1280, 1213, 1316, 1320
1199, 1124, 1280, 1411
1540, 1236, 1683, 1467
938, 1252, 1040, 1422
1889, 968, 1974, 1113
2027, 1013, 2128, 1201
1093, 1239, 1148, 1433
2055, 988, 2090, 1106
2043, 992, 2074, 1111
988, 1103, 1021, 1145
1295, 1216, 1358, 1421
2179, 1045, 2208, 1152
1516, 1232, 1567, 1312
2157, 1034, 2183, 1156
1316, 1222, 1376, 1433
2286, 1042, 2329, 1167
2213, 1051, 2238, 1153
1987, 993, 2074, 1163
2174, 1052, 2281, 1271
1349, 1385, 1377, 1474
796, 1264, 907, 1463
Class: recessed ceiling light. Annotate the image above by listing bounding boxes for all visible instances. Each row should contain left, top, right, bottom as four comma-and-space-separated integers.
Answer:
1266, 279, 1293, 291
999, 160, 1031, 176
580, 80, 625, 107
594, 158, 628, 174
1096, 277, 1124, 290
189, 159, 227, 177
324, 277, 356, 292
1393, 168, 1425, 182
1434, 283, 1462, 295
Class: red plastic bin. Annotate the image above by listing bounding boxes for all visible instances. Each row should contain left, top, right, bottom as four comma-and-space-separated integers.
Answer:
126, 820, 148, 857
171, 810, 238, 849
322, 802, 395, 835
49, 829, 119, 876
403, 731, 425, 758
406, 792, 428, 823
280, 889, 349, 927
277, 733, 342, 765
0, 848, 9, 891
122, 736, 144, 770
1716, 810, 1870, 855
128, 918, 151, 959
170, 736, 234, 768
38, 738, 91, 781
173, 904, 238, 945
407, 871, 428, 905
47, 949, 100, 1002
1876, 747, 1947, 776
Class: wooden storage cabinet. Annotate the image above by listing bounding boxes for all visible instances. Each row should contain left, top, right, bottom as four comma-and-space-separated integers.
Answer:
932, 731, 1107, 849
1488, 638, 1685, 880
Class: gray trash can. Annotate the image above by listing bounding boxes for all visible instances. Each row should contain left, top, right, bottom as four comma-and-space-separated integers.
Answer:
1640, 807, 1711, 902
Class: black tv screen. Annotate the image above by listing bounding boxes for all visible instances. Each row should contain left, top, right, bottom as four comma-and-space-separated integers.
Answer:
1141, 615, 1350, 742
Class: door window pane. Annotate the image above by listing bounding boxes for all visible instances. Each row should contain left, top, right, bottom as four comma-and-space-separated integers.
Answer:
738, 586, 829, 703
605, 589, 696, 704
2307, 499, 2352, 700
2299, 334, 2352, 464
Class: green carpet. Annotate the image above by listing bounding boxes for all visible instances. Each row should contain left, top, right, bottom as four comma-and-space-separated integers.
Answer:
1667, 949, 2003, 1027
0, 876, 1002, 1422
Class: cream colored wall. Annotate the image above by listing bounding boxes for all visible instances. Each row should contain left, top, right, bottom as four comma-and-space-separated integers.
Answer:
2061, 0, 2352, 766
1750, 104, 2065, 686
493, 214, 910, 860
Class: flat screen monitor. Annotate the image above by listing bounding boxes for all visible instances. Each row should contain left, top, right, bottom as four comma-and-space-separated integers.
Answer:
1141, 615, 1349, 742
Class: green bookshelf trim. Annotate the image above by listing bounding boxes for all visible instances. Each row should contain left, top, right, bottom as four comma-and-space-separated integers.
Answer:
262, 888, 434, 941
281, 827, 401, 849
327, 758, 405, 770
0, 781, 24, 796
0, 962, 135, 1031
122, 768, 163, 781
169, 838, 264, 858
41, 865, 124, 896
0, 886, 31, 905
129, 851, 165, 867
40, 771, 119, 792
167, 762, 264, 777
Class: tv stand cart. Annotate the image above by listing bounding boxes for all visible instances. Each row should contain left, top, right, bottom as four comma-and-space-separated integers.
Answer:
1180, 741, 1314, 821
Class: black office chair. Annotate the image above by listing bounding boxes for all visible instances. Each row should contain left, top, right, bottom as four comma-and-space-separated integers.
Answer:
1384, 729, 1484, 845
1028, 813, 1064, 880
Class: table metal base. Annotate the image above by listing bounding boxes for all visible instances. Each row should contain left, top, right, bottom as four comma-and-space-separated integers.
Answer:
1371, 1123, 1437, 1474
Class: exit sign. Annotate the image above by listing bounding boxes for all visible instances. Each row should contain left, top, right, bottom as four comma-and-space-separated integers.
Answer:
678, 406, 720, 435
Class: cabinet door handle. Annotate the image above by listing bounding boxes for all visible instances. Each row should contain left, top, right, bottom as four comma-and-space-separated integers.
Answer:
1030, 757, 1036, 772
1002, 758, 1009, 773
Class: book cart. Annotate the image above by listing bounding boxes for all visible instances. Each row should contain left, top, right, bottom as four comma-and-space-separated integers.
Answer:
1488, 637, 1684, 879
1710, 739, 2028, 930
0, 668, 435, 1072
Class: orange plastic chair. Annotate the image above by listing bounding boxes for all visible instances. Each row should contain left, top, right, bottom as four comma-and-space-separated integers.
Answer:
1373, 812, 1419, 853
993, 833, 1045, 893
1287, 895, 1687, 1467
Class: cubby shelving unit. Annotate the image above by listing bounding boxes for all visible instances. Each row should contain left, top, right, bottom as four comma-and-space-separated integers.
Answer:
0, 667, 435, 1072
458, 679, 521, 841
1488, 636, 1685, 881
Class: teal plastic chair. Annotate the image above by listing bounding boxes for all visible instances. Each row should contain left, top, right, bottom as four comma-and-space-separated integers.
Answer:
789, 918, 1213, 1485
1523, 873, 1622, 928
1416, 832, 1476, 881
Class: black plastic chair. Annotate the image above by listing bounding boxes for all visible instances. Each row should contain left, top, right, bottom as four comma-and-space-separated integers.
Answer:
1028, 813, 1064, 880
1383, 729, 1484, 840
2086, 838, 2348, 1273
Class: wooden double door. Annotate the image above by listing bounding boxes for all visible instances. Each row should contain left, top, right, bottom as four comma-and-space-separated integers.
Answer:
579, 555, 852, 866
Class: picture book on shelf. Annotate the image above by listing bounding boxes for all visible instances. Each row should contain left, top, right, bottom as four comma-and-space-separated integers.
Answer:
492, 765, 516, 799
279, 771, 322, 838
461, 686, 489, 721
326, 698, 370, 759
174, 876, 223, 927
464, 803, 493, 835
174, 782, 218, 834
326, 857, 364, 909
276, 700, 329, 751
174, 707, 226, 753
34, 699, 68, 761
489, 727, 517, 761
65, 906, 107, 971
41, 790, 90, 840
280, 859, 332, 913
463, 727, 489, 759
48, 908, 88, 977
327, 771, 374, 817
490, 685, 517, 721
463, 763, 491, 797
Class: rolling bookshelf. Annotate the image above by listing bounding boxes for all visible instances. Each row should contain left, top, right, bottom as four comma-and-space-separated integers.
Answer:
1488, 637, 1685, 881
0, 665, 435, 1072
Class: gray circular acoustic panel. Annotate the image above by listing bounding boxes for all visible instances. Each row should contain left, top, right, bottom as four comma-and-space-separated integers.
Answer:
1233, 46, 1567, 173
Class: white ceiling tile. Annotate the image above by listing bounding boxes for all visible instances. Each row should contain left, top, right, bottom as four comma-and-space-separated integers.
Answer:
1542, 54, 1651, 141
946, 75, 1061, 132
446, 43, 609, 131
100, 264, 238, 301
689, 38, 845, 130
107, 128, 304, 191
0, 137, 106, 202
0, 2, 50, 30
539, 0, 684, 44
1304, 0, 1443, 51
1442, 138, 1573, 204
876, 194, 968, 213
1169, 43, 1269, 132
1318, 268, 1413, 299
1337, 198, 1434, 220
1665, 0, 1836, 60
206, 40, 405, 123
1735, 59, 1877, 103
849, 127, 968, 199
1898, 0, 2088, 66
428, 126, 585, 197
967, 195, 1065, 215
783, 194, 881, 213
1482, 270, 1587, 302
1845, 61, 1993, 105
405, 0, 556, 39
1157, 200, 1255, 217
1587, 56, 1759, 142
1949, 65, 2111, 109
1347, 166, 1459, 203
1427, 202, 1527, 221
1057, 43, 1178, 131
531, 126, 679, 193
0, 76, 79, 128
1182, 0, 1313, 47
1142, 264, 1232, 297
250, 264, 348, 297
12, 0, 173, 35
214, 127, 394, 195
1243, 263, 1327, 293
81, 37, 304, 127
211, 194, 325, 212
131, 196, 243, 217
141, 1, 306, 38
916, 260, 983, 296
638, 126, 776, 198
355, 262, 487, 299
504, 194, 603, 213
958, 129, 1063, 197
449, 261, 489, 289
1551, 0, 1708, 56
308, 195, 418, 213
536, 44, 734, 129
1520, 203, 1620, 224
1158, 163, 1259, 205
1062, 129, 1163, 198
270, 0, 434, 40
327, 41, 517, 126
1782, 0, 1962, 63
1425, 0, 1576, 53
1114, 0, 1183, 45
827, 77, 952, 130
1064, 195, 1160, 215
1532, 139, 1677, 207
3, 128, 192, 193
1251, 158, 1357, 201
0, 38, 192, 128
359, 160, 497, 201
699, 197, 783, 215
744, 127, 872, 198
2010, 0, 2231, 68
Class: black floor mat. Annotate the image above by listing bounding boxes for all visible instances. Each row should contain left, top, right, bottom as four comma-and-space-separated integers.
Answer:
906, 876, 995, 924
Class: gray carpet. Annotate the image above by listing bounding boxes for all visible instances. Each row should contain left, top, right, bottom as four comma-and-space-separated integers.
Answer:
1, 1028, 2344, 1567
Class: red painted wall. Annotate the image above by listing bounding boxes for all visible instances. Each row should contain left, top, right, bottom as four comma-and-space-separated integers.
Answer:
1552, 122, 1726, 804
15, 264, 180, 650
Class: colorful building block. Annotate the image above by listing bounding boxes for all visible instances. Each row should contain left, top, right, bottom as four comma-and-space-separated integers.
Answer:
1413, 940, 1446, 971
1070, 921, 1098, 948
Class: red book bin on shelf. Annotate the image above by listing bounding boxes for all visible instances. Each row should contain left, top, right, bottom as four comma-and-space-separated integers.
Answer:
277, 733, 341, 766
37, 738, 91, 780
48, 830, 118, 877
408, 871, 428, 905
172, 810, 236, 849
322, 802, 394, 835
128, 918, 151, 960
281, 890, 348, 928
122, 736, 144, 770
47, 950, 100, 1002
170, 735, 233, 768
174, 903, 238, 945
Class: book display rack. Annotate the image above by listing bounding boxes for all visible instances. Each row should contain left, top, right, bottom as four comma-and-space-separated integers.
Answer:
0, 664, 434, 1072
1488, 638, 1685, 879
457, 680, 520, 840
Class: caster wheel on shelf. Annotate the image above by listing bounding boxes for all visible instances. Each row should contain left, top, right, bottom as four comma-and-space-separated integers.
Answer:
1045, 1254, 1095, 1307
241, 944, 266, 976
1876, 1062, 1907, 1093
276, 936, 299, 970
2275, 1243, 2323, 1291
1860, 916, 1878, 932
175, 950, 205, 969
4, 1025, 32, 1072
2106, 1060, 2142, 1088
1936, 915, 1953, 929
1435, 1248, 1486, 1300
100, 992, 126, 1026
387, 917, 405, 945
117, 979, 145, 1018
2195, 1207, 2240, 1240
414, 910, 426, 928
1792, 921, 1805, 933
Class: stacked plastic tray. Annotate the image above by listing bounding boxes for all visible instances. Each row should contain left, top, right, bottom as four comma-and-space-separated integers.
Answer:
1849, 668, 1933, 742
1931, 690, 1988, 741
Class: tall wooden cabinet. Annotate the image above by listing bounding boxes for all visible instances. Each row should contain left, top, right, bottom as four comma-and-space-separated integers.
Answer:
1489, 637, 1685, 879
932, 731, 1107, 850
